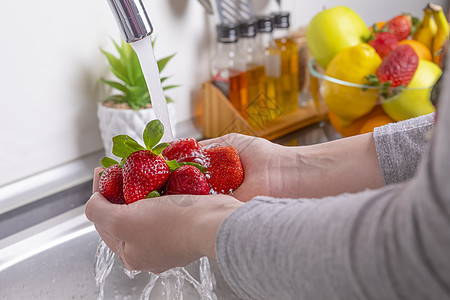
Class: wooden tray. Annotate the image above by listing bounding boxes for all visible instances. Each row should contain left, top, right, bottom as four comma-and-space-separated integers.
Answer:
197, 81, 327, 140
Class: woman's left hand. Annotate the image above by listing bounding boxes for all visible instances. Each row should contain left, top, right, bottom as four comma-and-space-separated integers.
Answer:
85, 168, 242, 274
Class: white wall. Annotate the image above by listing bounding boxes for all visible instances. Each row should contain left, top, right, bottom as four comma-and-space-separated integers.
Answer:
0, 0, 447, 186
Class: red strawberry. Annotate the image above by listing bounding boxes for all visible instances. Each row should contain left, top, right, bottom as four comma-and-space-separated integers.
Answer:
368, 32, 399, 59
99, 164, 126, 204
123, 150, 170, 204
387, 14, 412, 41
376, 44, 419, 87
162, 138, 203, 162
204, 146, 244, 194
166, 165, 210, 195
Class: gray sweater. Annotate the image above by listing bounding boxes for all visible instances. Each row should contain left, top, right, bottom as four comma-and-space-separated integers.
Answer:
216, 76, 450, 298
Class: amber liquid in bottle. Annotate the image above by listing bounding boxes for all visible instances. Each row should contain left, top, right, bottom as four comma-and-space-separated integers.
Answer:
275, 37, 299, 114
229, 70, 248, 114
245, 64, 267, 125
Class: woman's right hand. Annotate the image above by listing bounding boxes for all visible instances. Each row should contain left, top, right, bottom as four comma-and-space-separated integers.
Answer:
201, 133, 301, 202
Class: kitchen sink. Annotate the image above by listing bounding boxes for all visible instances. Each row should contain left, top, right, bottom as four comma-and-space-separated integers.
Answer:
0, 121, 336, 299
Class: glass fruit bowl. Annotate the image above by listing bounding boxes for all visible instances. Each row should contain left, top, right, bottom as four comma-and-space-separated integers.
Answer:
308, 58, 439, 137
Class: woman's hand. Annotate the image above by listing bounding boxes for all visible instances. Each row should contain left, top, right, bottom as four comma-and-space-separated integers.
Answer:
201, 133, 301, 202
85, 168, 243, 274
201, 133, 385, 201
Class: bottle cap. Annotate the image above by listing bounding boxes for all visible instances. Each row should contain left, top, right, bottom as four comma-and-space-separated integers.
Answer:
216, 23, 239, 43
256, 16, 274, 33
238, 19, 257, 38
272, 12, 290, 29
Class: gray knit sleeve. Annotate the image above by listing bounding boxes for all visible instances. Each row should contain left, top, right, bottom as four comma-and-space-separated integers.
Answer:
373, 113, 434, 185
216, 94, 450, 299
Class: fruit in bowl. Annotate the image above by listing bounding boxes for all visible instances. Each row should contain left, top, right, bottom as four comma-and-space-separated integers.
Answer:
307, 5, 446, 135
309, 50, 440, 136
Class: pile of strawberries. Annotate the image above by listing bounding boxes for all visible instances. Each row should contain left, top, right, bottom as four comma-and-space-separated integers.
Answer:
368, 14, 414, 58
366, 15, 419, 91
98, 120, 244, 204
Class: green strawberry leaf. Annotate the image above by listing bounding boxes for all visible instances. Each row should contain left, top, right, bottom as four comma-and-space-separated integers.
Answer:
125, 140, 146, 152
112, 135, 144, 159
179, 162, 207, 173
152, 142, 170, 155
100, 157, 119, 168
166, 159, 181, 172
146, 190, 161, 198
143, 120, 164, 150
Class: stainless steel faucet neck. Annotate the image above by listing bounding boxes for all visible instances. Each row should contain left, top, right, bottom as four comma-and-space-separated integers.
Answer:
107, 0, 153, 43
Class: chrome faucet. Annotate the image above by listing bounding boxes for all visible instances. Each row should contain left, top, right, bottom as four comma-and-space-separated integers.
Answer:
107, 0, 153, 43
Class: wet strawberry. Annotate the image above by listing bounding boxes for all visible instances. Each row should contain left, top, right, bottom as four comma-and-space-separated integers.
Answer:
368, 32, 399, 59
387, 14, 412, 41
123, 150, 169, 204
166, 165, 210, 195
99, 164, 126, 204
204, 146, 244, 194
376, 44, 419, 87
162, 138, 203, 162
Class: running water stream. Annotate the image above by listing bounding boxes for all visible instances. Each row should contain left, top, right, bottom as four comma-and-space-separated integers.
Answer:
93, 36, 217, 299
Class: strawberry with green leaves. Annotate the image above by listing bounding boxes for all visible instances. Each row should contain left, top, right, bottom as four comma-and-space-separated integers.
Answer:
111, 120, 170, 204
98, 157, 126, 204
99, 119, 245, 202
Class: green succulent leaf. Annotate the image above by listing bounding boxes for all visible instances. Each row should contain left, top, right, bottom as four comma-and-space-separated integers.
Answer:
165, 96, 175, 103
152, 143, 170, 155
146, 190, 161, 198
100, 157, 119, 168
157, 53, 175, 73
101, 49, 124, 75
112, 135, 144, 159
101, 79, 130, 94
160, 76, 170, 84
143, 120, 164, 150
101, 38, 179, 108
163, 84, 181, 91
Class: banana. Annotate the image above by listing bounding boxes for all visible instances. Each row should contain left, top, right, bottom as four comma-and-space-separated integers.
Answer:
413, 6, 437, 51
430, 3, 449, 67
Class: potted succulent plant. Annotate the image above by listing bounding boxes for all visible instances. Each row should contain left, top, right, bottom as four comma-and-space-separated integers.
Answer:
97, 38, 178, 157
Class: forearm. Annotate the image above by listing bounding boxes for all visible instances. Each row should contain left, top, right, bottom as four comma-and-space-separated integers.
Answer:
276, 132, 384, 199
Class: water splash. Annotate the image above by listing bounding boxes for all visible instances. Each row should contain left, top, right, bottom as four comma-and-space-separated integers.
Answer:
94, 240, 115, 300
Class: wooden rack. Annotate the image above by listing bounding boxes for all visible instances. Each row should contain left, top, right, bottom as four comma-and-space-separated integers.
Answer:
197, 81, 327, 140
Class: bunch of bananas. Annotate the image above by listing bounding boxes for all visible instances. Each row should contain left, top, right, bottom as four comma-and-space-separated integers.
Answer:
413, 3, 449, 67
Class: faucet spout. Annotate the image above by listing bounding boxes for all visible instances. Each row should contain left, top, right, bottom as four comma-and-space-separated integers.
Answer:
107, 0, 153, 43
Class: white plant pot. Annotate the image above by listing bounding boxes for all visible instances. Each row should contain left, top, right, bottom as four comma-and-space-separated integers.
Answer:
97, 102, 177, 159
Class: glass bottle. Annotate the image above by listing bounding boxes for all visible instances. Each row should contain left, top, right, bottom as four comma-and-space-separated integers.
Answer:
238, 19, 266, 123
272, 12, 299, 114
256, 15, 283, 119
211, 24, 246, 112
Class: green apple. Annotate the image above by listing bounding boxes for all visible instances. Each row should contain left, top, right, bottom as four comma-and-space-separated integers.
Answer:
382, 59, 441, 121
306, 6, 370, 69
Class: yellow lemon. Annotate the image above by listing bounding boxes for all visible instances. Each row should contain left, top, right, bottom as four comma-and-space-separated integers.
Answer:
382, 59, 441, 121
323, 43, 382, 127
